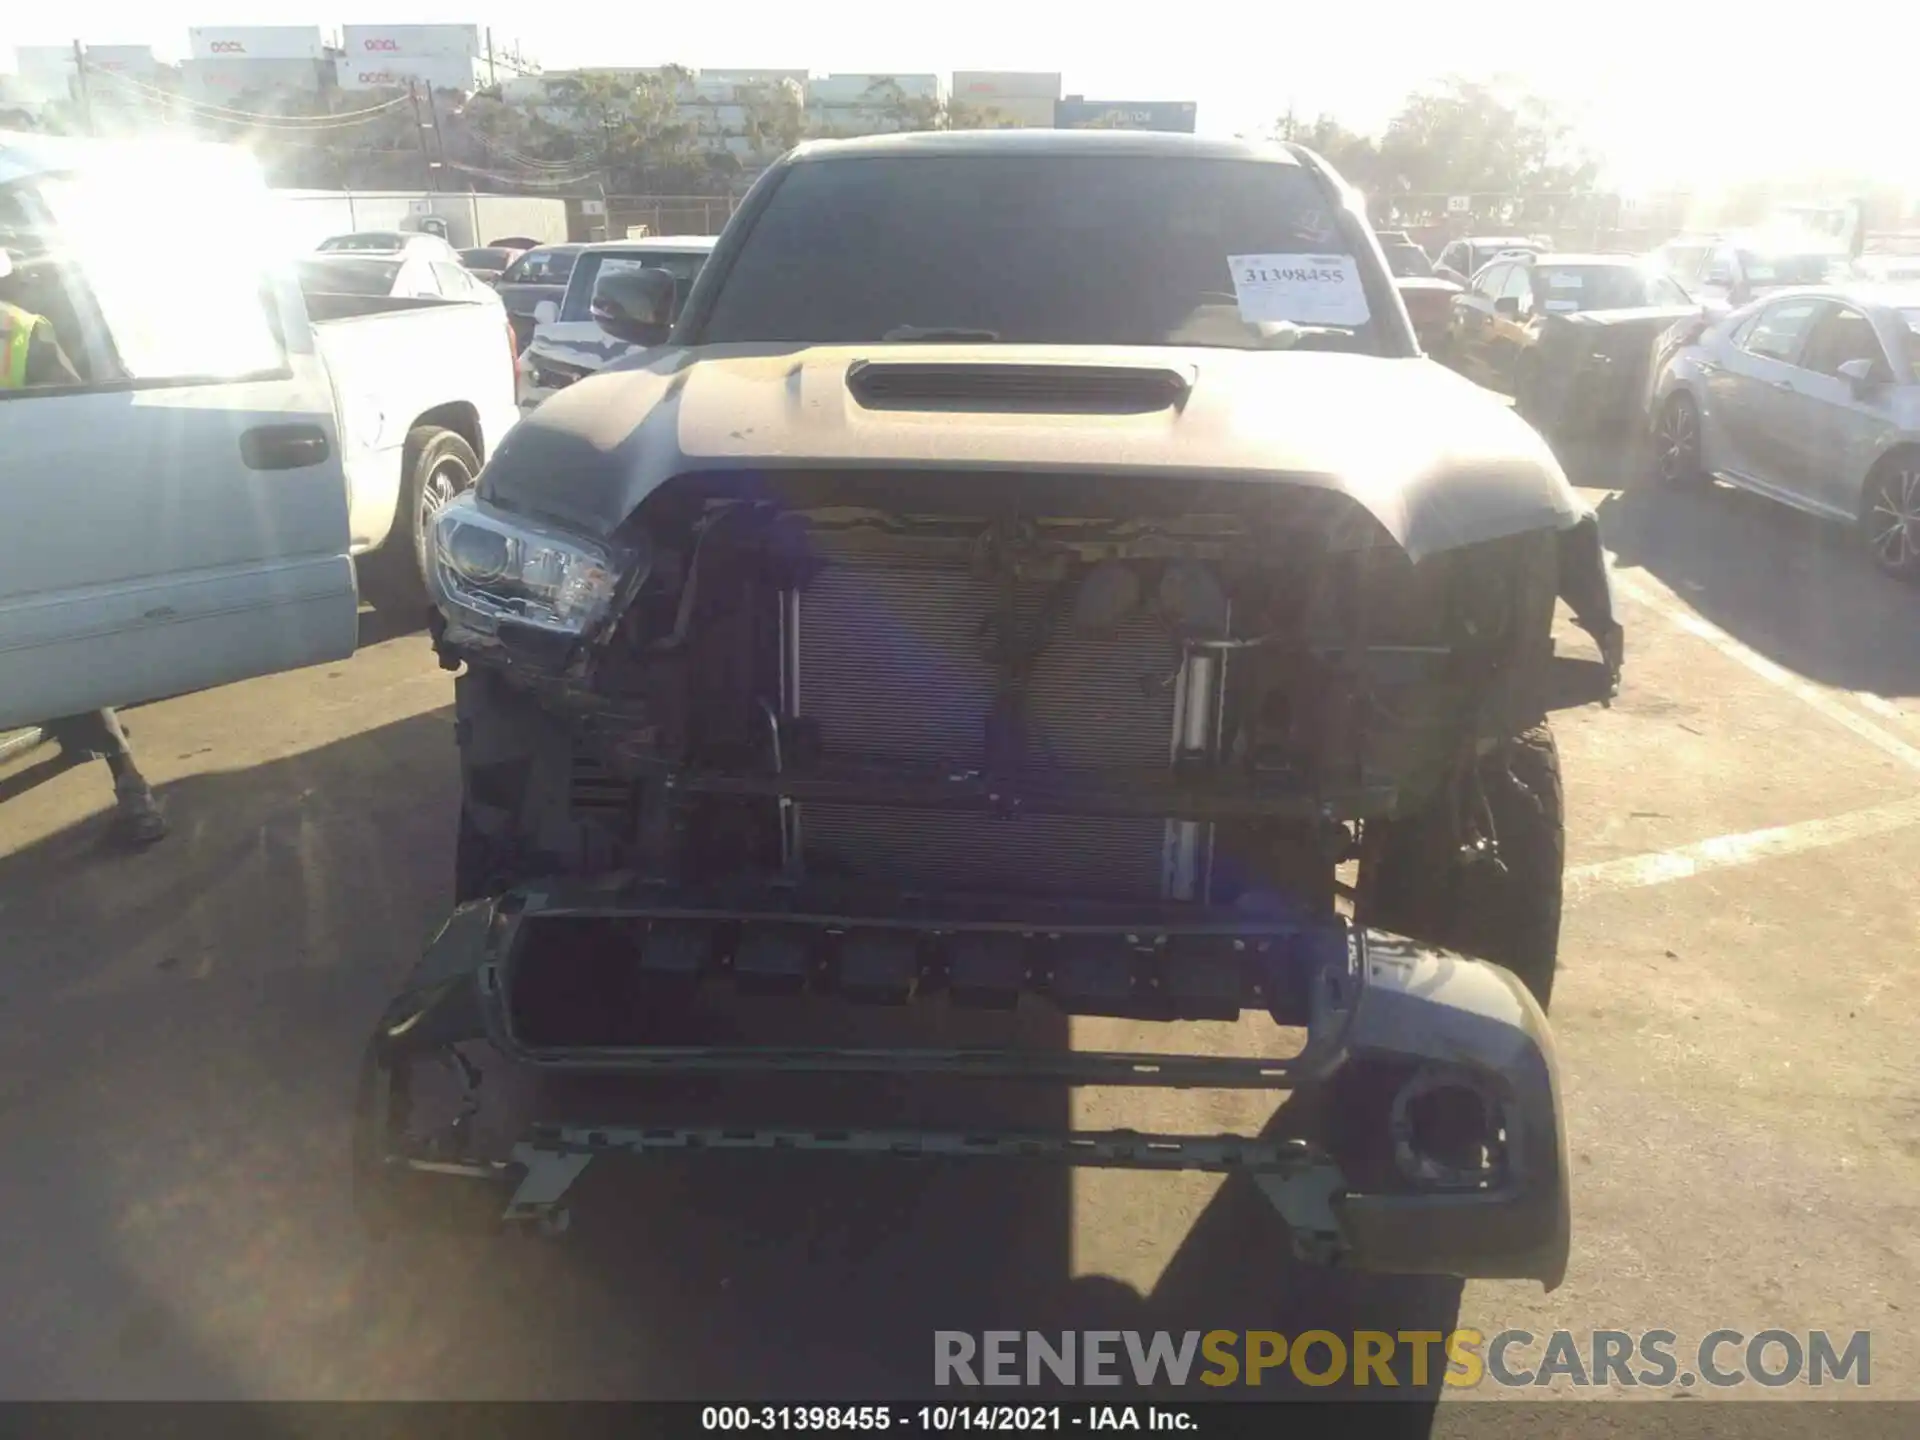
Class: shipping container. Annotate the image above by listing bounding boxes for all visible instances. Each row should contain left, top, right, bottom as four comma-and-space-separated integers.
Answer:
342, 24, 482, 60
181, 58, 330, 103
335, 54, 487, 93
14, 43, 163, 79
14, 47, 80, 77
84, 46, 160, 78
188, 26, 327, 61
951, 71, 1061, 102
952, 94, 1056, 128
1054, 98, 1198, 133
272, 188, 568, 253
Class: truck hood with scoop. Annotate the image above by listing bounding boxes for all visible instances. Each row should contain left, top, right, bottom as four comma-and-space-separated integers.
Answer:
479, 342, 1585, 562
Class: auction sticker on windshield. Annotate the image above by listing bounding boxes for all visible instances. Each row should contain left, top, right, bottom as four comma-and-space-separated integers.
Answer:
1229, 253, 1369, 325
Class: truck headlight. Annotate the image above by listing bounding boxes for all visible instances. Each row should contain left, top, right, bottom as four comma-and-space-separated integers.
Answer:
427, 491, 645, 638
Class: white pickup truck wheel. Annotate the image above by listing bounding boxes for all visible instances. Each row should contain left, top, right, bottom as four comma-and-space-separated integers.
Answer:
359, 426, 481, 615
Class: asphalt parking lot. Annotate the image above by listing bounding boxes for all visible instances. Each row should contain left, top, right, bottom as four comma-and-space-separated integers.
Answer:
1, 432, 1917, 1408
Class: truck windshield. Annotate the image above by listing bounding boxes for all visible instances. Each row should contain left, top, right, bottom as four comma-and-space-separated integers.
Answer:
562, 250, 711, 322
298, 257, 403, 296
1738, 251, 1851, 286
697, 155, 1394, 352
1383, 242, 1433, 278
1531, 264, 1676, 311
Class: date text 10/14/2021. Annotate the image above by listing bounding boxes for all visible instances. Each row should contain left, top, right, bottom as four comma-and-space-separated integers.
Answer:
702, 1407, 1193, 1432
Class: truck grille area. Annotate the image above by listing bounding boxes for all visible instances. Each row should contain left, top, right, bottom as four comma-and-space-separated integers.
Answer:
791, 554, 1189, 902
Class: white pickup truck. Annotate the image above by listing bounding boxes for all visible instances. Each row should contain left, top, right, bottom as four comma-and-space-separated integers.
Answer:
0, 131, 520, 731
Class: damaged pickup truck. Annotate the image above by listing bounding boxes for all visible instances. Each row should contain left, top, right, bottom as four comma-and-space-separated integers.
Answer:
356, 131, 1619, 1290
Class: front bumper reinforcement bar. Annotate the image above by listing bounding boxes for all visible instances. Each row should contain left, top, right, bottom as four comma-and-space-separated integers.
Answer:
353, 881, 1573, 1289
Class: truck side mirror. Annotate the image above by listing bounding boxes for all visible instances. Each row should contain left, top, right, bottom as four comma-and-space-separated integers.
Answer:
591, 267, 676, 348
532, 299, 559, 327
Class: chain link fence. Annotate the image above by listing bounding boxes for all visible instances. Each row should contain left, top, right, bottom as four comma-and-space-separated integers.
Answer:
1369, 192, 1654, 255
605, 194, 745, 239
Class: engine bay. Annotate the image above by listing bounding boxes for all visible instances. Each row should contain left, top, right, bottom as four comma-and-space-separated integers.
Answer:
437, 473, 1557, 922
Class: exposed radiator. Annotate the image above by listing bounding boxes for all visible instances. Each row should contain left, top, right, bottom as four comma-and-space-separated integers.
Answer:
789, 553, 1217, 902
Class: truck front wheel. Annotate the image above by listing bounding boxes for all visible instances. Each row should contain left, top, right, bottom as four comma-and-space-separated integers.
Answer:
1364, 723, 1564, 1011
357, 426, 480, 616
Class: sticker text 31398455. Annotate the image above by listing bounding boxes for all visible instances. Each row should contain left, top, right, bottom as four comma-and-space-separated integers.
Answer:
1228, 253, 1370, 327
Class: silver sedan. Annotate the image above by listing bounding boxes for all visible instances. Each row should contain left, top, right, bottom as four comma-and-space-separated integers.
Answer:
1648, 284, 1920, 578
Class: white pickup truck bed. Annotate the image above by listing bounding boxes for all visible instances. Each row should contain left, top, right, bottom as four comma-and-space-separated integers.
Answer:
304, 290, 521, 576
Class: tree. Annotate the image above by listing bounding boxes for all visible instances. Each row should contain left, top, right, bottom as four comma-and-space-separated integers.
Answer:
504, 67, 699, 191
1372, 77, 1599, 225
739, 77, 807, 153
1273, 111, 1382, 191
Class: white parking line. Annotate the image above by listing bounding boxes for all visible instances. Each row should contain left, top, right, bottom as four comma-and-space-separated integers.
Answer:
1566, 794, 1920, 900
1611, 567, 1920, 773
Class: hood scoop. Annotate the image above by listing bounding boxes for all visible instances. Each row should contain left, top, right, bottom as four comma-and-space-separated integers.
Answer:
847, 361, 1194, 414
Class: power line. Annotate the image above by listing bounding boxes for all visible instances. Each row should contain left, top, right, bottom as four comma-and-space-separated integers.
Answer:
90, 68, 413, 127
469, 126, 584, 171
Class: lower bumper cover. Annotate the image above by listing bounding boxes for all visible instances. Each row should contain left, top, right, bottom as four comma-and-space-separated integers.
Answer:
353, 882, 1571, 1288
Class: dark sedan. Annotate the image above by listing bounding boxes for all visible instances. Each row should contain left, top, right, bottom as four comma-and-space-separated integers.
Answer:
457, 246, 525, 285
1446, 253, 1702, 439
495, 243, 583, 350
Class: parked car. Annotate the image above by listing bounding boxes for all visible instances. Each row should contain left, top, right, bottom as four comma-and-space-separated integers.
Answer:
516, 236, 716, 412
458, 245, 525, 285
0, 130, 525, 732
1432, 235, 1544, 287
1650, 233, 1721, 284
1379, 238, 1461, 353
1378, 234, 1432, 276
1856, 254, 1920, 284
315, 230, 461, 262
362, 132, 1601, 1294
1649, 283, 1920, 578
1443, 252, 1701, 439
495, 242, 582, 350
298, 252, 497, 304
1668, 238, 1855, 309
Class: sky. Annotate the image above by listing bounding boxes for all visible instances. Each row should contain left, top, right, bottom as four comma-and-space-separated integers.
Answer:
7, 2, 1915, 194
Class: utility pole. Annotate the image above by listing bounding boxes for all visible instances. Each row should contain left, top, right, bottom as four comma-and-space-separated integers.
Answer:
424, 82, 451, 181
409, 81, 439, 192
71, 40, 94, 136
597, 114, 615, 241
485, 28, 497, 88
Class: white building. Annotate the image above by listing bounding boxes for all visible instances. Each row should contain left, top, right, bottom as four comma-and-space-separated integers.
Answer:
806, 73, 943, 138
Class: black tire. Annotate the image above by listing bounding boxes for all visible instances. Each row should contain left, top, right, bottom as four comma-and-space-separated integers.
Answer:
1860, 450, 1920, 583
1365, 723, 1564, 1012
357, 427, 480, 615
1652, 393, 1707, 490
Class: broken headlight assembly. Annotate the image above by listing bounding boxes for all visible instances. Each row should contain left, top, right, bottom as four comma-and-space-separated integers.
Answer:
427, 491, 646, 638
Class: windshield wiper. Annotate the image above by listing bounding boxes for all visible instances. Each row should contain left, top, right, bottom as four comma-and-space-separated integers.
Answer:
880, 325, 1002, 342
1253, 321, 1353, 350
